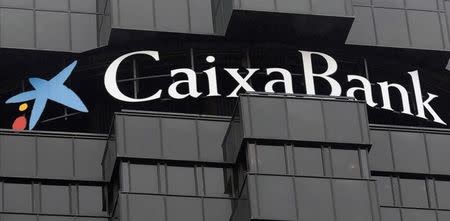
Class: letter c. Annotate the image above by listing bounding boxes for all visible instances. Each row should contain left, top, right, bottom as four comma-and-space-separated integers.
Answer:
104, 51, 162, 102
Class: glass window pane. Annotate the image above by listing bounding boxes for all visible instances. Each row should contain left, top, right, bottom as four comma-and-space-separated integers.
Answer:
4, 183, 33, 212
256, 145, 286, 174
167, 166, 196, 195
129, 164, 159, 193
294, 147, 323, 176
41, 185, 70, 214
204, 167, 226, 196
79, 185, 104, 215
374, 176, 394, 206
331, 149, 361, 178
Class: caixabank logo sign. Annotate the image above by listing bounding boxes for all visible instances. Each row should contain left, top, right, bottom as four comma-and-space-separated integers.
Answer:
5, 61, 88, 130
4, 50, 447, 130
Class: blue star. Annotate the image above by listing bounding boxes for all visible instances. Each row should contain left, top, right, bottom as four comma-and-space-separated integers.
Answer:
6, 61, 88, 130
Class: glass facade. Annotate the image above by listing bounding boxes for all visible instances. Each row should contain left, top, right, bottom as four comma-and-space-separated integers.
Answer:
0, 1, 449, 221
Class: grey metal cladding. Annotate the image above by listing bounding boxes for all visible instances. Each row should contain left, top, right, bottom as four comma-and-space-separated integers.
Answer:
111, 0, 216, 35
246, 143, 370, 179
119, 193, 232, 221
293, 146, 324, 176
347, 0, 450, 51
399, 178, 429, 208
390, 131, 428, 173
248, 175, 297, 220
439, 211, 450, 221
0, 0, 106, 52
296, 177, 335, 221
120, 162, 231, 198
380, 207, 402, 221
3, 182, 33, 212
2, 0, 450, 52
373, 176, 395, 206
369, 125, 450, 176
223, 94, 371, 163
333, 179, 373, 221
1, 181, 106, 217
235, 0, 351, 16
426, 133, 450, 174
246, 175, 378, 221
368, 130, 394, 171
402, 209, 437, 221
0, 8, 35, 49
112, 111, 229, 164
0, 130, 106, 181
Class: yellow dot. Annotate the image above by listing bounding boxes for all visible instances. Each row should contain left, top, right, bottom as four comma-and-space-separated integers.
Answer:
19, 103, 28, 112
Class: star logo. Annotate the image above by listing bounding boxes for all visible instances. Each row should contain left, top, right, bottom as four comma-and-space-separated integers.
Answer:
6, 61, 88, 130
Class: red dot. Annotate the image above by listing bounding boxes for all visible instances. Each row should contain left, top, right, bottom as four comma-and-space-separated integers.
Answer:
12, 116, 27, 131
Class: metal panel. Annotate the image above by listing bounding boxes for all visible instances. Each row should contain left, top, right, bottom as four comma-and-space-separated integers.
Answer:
108, 111, 230, 174
399, 179, 429, 208
295, 177, 334, 221
401, 209, 437, 221
323, 101, 364, 144
126, 194, 165, 221
203, 198, 232, 221
438, 211, 450, 221
128, 164, 159, 193
374, 176, 394, 206
426, 133, 450, 174
3, 183, 33, 212
346, 6, 376, 45
247, 96, 289, 140
331, 148, 361, 178
117, 0, 154, 30
0, 131, 105, 181
390, 131, 429, 174
435, 180, 450, 209
162, 118, 199, 161
37, 137, 74, 179
0, 135, 36, 177
286, 98, 325, 142
167, 166, 197, 195
311, 0, 347, 15
408, 10, 443, 49
223, 94, 370, 164
70, 0, 97, 13
255, 144, 287, 174
189, 0, 214, 34
78, 186, 104, 215
154, 0, 190, 33
71, 13, 98, 52
36, 0, 69, 11
276, 0, 311, 14
380, 207, 402, 221
240, 0, 276, 11
122, 193, 232, 221
0, 0, 34, 8
198, 120, 228, 162
333, 179, 374, 221
35, 11, 71, 51
121, 115, 162, 158
41, 185, 71, 214
166, 197, 203, 221
293, 146, 324, 176
1, 214, 37, 221
74, 138, 105, 181
252, 175, 297, 220
0, 8, 35, 49
368, 130, 394, 171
